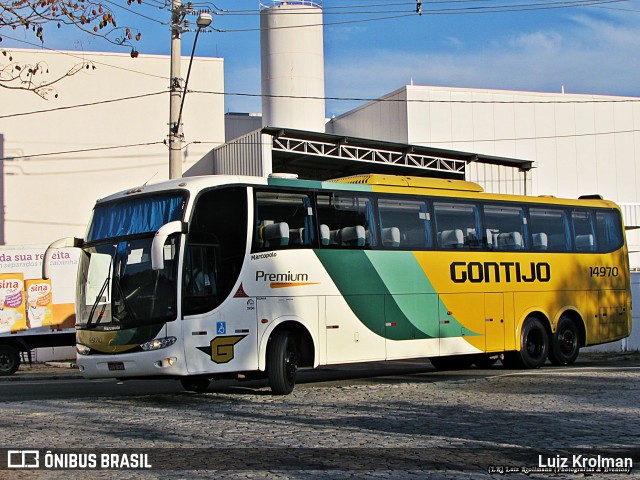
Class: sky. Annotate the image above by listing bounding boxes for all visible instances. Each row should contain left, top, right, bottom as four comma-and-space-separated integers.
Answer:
3, 0, 640, 117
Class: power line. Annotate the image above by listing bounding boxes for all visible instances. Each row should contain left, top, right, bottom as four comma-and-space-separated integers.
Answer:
196, 89, 640, 105
102, 0, 170, 24
0, 34, 168, 80
1, 141, 165, 161
212, 13, 417, 32
0, 91, 166, 119
5, 87, 640, 121
421, 128, 640, 144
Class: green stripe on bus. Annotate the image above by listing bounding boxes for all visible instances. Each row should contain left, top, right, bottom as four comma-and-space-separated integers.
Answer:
315, 250, 478, 340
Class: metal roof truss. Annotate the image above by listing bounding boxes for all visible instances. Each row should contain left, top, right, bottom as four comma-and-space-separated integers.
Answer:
271, 134, 466, 177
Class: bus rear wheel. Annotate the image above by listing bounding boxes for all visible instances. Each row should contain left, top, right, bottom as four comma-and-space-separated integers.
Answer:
267, 331, 297, 395
0, 345, 20, 376
505, 317, 549, 369
549, 316, 580, 366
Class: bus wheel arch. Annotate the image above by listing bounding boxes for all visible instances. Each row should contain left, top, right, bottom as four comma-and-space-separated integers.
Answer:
549, 311, 583, 366
264, 321, 315, 395
503, 313, 550, 369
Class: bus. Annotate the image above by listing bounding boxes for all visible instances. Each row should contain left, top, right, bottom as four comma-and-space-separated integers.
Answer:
44, 173, 631, 394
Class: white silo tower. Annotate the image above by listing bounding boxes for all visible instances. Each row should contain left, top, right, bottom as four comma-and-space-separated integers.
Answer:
260, 1, 326, 132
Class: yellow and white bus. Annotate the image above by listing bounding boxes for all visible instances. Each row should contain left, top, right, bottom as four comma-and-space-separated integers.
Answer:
45, 173, 631, 394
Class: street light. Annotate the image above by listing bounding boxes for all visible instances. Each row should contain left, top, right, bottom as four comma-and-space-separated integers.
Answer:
168, 6, 213, 180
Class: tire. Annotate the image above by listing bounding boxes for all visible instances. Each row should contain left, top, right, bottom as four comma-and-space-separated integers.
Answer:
180, 376, 210, 393
510, 317, 549, 369
472, 354, 499, 369
267, 331, 297, 395
0, 345, 21, 376
549, 316, 580, 366
429, 355, 473, 371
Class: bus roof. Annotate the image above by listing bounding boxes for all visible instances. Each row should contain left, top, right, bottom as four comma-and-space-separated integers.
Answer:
95, 173, 619, 211
327, 174, 484, 192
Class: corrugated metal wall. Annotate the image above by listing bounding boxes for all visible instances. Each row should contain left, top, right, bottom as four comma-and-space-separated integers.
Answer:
212, 130, 272, 176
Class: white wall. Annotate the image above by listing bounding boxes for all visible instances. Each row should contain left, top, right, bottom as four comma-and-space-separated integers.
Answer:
0, 49, 225, 245
326, 87, 408, 143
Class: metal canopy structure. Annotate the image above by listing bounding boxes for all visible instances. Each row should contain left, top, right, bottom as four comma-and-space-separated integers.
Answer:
262, 127, 533, 181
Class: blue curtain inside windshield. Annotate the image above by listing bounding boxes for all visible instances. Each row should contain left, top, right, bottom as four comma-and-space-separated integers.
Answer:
87, 194, 185, 242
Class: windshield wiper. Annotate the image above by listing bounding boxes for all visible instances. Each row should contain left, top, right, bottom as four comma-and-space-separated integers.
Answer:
86, 274, 110, 328
112, 274, 136, 324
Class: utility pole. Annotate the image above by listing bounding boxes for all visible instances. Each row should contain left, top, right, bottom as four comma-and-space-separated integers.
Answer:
169, 0, 185, 180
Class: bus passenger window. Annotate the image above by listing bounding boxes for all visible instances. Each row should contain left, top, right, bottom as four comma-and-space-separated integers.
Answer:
484, 204, 528, 250
529, 208, 570, 251
317, 194, 377, 248
572, 210, 596, 252
254, 190, 314, 251
595, 210, 624, 252
378, 198, 433, 249
434, 201, 481, 249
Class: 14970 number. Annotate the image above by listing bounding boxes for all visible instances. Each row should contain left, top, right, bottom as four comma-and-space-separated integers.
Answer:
589, 266, 619, 277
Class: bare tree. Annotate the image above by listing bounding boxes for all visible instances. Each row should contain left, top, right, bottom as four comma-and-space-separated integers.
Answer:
1, 0, 144, 98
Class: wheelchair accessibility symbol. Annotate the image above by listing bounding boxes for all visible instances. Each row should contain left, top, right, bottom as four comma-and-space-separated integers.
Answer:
216, 321, 226, 335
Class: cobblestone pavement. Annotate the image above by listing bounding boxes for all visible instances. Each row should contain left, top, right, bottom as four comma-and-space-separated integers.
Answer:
1, 353, 639, 479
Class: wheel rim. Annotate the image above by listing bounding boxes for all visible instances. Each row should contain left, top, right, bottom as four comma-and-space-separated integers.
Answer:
0, 353, 13, 370
526, 329, 544, 359
558, 327, 577, 355
284, 341, 297, 384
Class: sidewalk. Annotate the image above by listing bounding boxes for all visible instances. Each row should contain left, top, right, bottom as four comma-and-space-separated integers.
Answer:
0, 360, 83, 382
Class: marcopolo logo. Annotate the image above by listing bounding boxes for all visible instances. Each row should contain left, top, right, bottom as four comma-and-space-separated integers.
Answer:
450, 261, 551, 284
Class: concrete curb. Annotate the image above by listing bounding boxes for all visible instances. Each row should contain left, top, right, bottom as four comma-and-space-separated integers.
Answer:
44, 361, 78, 369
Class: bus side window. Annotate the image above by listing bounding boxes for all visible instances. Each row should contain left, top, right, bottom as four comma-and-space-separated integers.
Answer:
572, 210, 596, 252
483, 204, 528, 250
378, 197, 433, 249
434, 201, 481, 249
595, 210, 624, 252
529, 207, 570, 251
317, 193, 377, 248
254, 190, 314, 251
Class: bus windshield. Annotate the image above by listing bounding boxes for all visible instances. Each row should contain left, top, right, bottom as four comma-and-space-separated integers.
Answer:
77, 193, 186, 330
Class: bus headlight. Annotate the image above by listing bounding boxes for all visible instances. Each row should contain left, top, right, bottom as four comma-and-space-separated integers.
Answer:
76, 344, 90, 356
140, 336, 177, 351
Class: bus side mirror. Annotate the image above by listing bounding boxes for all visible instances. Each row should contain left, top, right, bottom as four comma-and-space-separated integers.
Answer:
43, 237, 84, 279
151, 221, 187, 271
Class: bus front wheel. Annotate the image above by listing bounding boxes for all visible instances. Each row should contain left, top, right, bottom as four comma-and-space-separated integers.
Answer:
0, 345, 20, 376
267, 331, 297, 395
180, 376, 210, 393
548, 316, 580, 366
505, 317, 549, 369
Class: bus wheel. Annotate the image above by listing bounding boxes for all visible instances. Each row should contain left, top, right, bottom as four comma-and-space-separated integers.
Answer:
517, 317, 549, 368
0, 345, 20, 376
472, 354, 498, 369
267, 331, 297, 395
180, 376, 210, 393
549, 316, 580, 366
430, 355, 472, 371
